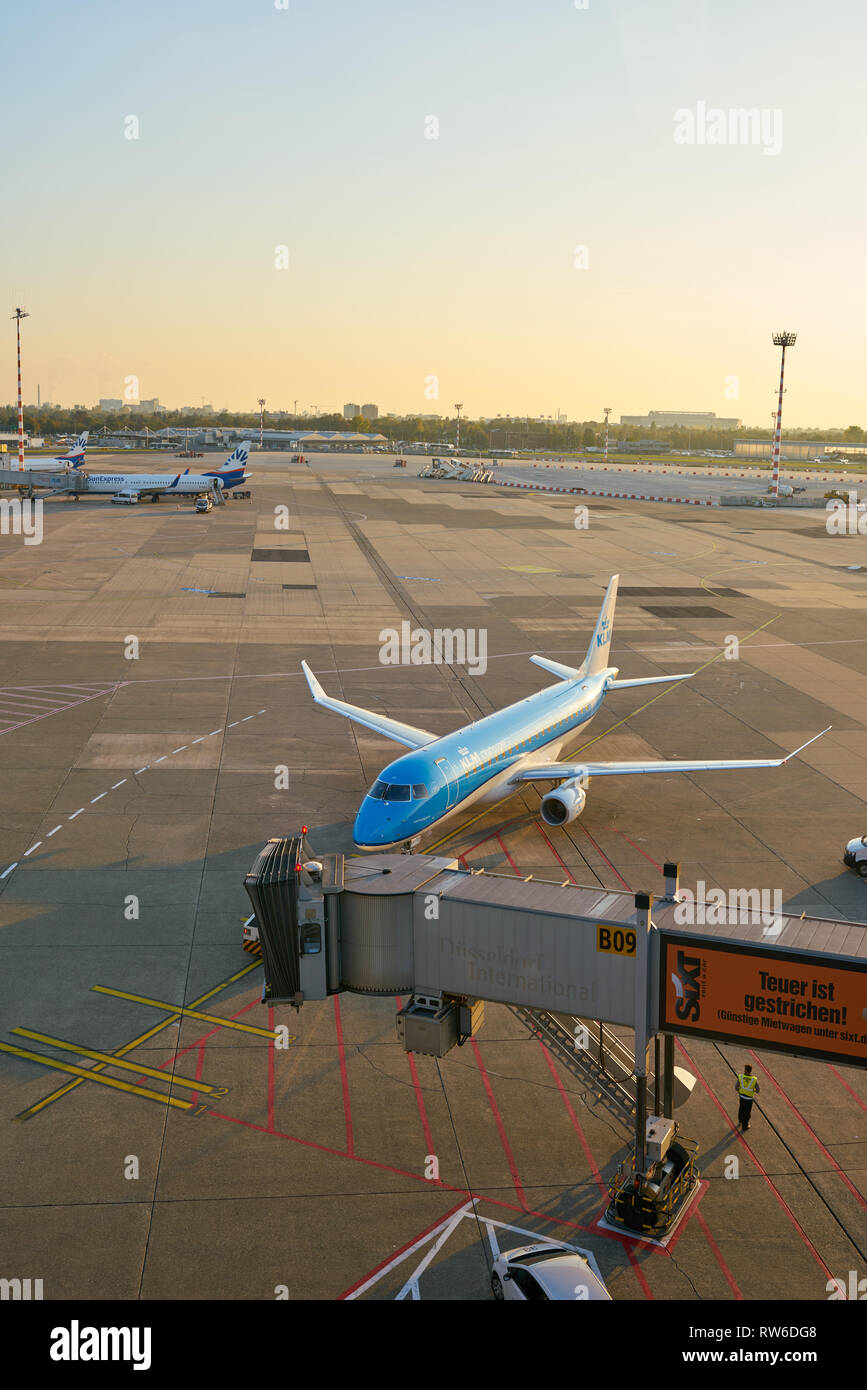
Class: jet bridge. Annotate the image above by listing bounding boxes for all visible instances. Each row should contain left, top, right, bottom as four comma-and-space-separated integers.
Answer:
243, 834, 867, 1220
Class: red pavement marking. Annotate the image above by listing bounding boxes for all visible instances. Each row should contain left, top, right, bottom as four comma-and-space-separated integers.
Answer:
537, 1037, 654, 1298
470, 1037, 528, 1209
399, 993, 442, 1186
494, 833, 520, 876
207, 1107, 599, 1238
676, 1040, 837, 1283
698, 1200, 750, 1295
333, 994, 354, 1156
828, 1064, 867, 1115
750, 1051, 867, 1211
267, 1004, 276, 1132
579, 822, 631, 890
609, 828, 664, 874
335, 1198, 472, 1299
133, 997, 262, 1086
534, 822, 577, 880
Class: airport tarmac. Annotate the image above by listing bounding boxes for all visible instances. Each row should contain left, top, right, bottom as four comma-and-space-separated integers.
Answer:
0, 451, 865, 1301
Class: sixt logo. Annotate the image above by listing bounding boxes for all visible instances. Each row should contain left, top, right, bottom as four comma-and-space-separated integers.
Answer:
596, 617, 611, 648
670, 949, 703, 1022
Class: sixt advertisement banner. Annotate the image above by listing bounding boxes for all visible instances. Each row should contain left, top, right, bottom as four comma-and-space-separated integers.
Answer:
657, 933, 867, 1066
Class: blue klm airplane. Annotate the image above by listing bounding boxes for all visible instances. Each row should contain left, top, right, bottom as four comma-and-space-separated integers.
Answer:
302, 575, 828, 849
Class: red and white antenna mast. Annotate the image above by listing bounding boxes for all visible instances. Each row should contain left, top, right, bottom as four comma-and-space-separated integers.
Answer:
11, 307, 29, 471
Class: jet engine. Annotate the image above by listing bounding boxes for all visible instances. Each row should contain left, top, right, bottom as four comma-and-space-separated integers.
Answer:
540, 780, 587, 826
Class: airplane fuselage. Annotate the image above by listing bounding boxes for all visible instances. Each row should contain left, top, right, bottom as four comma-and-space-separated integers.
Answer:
354, 667, 616, 849
82, 470, 246, 495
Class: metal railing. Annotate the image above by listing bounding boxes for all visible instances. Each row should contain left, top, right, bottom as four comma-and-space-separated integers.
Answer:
509, 1007, 649, 1128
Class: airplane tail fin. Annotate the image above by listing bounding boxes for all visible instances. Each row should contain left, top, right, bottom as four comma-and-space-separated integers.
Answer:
583, 574, 619, 677
62, 431, 89, 468
218, 440, 250, 472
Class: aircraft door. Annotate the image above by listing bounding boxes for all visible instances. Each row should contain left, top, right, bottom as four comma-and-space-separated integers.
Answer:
435, 756, 460, 810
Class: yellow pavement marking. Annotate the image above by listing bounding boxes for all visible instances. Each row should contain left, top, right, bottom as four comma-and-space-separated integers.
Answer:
91, 986, 278, 1037
0, 1041, 197, 1112
569, 612, 781, 758
15, 960, 261, 1122
11, 1028, 229, 1096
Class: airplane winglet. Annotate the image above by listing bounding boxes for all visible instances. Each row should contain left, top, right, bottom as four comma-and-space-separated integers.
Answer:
781, 726, 832, 763
301, 659, 325, 701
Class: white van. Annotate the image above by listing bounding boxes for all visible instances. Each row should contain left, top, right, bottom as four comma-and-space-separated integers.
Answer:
111, 491, 139, 505
843, 836, 867, 878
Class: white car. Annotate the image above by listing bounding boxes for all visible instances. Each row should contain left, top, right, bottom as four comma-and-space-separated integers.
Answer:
843, 836, 867, 878
110, 490, 139, 505
491, 1243, 611, 1301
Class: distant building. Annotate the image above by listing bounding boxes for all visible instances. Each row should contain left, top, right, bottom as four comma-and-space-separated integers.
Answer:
734, 439, 867, 460
361, 403, 378, 421
128, 398, 163, 414
343, 403, 361, 420
99, 398, 123, 412
620, 410, 741, 430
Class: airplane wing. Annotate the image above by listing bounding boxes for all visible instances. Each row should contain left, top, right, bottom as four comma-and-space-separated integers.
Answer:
301, 661, 438, 749
509, 728, 831, 783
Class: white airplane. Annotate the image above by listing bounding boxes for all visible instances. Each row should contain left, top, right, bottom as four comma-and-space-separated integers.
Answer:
81, 441, 250, 500
304, 574, 830, 849
17, 432, 89, 471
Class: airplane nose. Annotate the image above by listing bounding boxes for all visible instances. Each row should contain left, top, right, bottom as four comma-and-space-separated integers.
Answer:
353, 799, 387, 848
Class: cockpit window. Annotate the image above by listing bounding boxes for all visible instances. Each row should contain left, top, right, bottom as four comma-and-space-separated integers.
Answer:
369, 780, 389, 799
412, 784, 430, 799
385, 784, 411, 801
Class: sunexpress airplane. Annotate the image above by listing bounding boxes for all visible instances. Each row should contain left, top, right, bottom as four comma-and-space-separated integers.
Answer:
302, 575, 829, 850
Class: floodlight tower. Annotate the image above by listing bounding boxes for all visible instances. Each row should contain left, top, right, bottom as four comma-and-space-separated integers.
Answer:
454, 403, 463, 454
258, 398, 266, 450
770, 332, 797, 496
11, 307, 29, 470
603, 406, 612, 463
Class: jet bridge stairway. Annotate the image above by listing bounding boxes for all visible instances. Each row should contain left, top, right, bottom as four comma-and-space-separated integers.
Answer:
509, 1007, 653, 1129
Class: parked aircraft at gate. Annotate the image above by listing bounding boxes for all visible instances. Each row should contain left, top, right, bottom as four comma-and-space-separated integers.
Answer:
303, 574, 829, 849
81, 441, 250, 499
18, 432, 89, 470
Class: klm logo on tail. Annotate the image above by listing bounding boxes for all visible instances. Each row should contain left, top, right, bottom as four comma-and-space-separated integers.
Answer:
596, 617, 611, 648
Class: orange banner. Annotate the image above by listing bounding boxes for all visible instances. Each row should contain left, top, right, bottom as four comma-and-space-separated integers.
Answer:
659, 934, 867, 1065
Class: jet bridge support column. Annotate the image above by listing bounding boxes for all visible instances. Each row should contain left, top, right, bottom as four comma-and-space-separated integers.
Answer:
632, 892, 653, 1174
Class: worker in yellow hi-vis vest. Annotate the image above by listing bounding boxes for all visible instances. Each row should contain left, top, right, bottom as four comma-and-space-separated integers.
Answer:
735, 1064, 760, 1132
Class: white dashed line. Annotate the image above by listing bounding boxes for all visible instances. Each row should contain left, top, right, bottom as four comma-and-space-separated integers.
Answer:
0, 709, 266, 882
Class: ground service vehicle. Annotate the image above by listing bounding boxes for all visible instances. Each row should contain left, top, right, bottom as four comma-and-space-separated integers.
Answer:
843, 835, 867, 876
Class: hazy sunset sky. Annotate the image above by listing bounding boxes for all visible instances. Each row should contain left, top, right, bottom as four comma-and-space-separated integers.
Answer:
4, 0, 866, 426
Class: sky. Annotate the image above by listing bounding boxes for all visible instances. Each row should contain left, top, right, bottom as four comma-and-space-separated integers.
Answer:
3, 0, 866, 427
